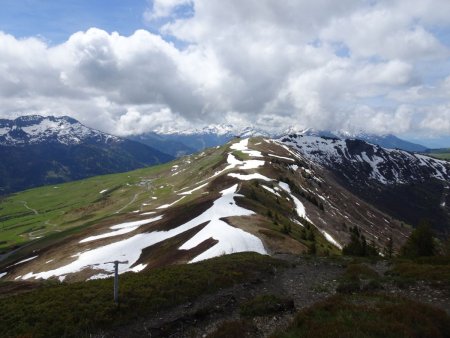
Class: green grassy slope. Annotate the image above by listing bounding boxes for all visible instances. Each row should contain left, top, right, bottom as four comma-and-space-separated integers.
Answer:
0, 137, 343, 276
0, 145, 226, 255
425, 148, 450, 161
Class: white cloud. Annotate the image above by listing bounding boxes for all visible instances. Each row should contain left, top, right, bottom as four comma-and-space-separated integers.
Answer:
116, 107, 189, 135
0, 1, 450, 137
420, 104, 450, 133
143, 0, 193, 22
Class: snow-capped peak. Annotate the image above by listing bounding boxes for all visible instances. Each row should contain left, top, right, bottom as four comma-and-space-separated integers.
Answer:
0, 115, 120, 146
279, 134, 449, 185
154, 124, 271, 137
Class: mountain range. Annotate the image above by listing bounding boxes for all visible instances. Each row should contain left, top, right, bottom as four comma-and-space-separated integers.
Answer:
133, 125, 429, 157
0, 114, 443, 202
281, 134, 450, 233
0, 115, 173, 194
0, 130, 448, 282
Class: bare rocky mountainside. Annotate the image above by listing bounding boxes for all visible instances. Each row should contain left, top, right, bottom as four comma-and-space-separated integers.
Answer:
281, 134, 450, 234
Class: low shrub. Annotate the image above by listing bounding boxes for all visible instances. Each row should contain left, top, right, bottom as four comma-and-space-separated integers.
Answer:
207, 320, 259, 338
274, 294, 450, 338
240, 294, 295, 317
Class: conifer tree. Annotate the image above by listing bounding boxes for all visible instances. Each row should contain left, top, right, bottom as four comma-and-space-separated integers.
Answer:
401, 220, 435, 258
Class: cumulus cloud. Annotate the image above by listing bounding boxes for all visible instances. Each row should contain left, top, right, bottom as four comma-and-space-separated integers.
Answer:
0, 0, 450, 137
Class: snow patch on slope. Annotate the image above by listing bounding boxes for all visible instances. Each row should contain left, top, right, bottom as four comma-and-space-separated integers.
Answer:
21, 185, 266, 280
261, 185, 281, 197
157, 196, 186, 209
10, 255, 39, 267
178, 183, 209, 195
278, 182, 310, 221
230, 138, 263, 157
79, 216, 163, 243
228, 173, 273, 181
319, 230, 343, 250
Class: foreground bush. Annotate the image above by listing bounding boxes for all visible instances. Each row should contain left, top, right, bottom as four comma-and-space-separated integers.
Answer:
274, 294, 450, 338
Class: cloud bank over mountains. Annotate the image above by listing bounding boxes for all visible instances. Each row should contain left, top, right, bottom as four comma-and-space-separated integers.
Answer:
0, 0, 450, 137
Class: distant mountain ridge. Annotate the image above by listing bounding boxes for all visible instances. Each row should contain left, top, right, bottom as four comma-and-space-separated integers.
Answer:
0, 115, 119, 146
340, 133, 428, 152
139, 125, 271, 156
154, 124, 271, 137
280, 134, 448, 185
280, 133, 450, 232
141, 124, 429, 156
0, 115, 173, 194
280, 128, 429, 152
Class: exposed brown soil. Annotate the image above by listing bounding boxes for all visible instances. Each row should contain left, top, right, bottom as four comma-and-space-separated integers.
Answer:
226, 215, 307, 255
148, 197, 214, 233
135, 222, 218, 269
0, 280, 42, 298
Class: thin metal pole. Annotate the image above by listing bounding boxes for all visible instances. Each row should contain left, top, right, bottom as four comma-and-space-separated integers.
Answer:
104, 260, 128, 305
114, 260, 119, 304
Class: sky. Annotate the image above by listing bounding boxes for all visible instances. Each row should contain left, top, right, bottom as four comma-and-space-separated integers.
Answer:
0, 0, 450, 146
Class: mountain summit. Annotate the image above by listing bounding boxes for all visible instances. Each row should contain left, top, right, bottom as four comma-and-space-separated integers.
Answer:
0, 115, 119, 146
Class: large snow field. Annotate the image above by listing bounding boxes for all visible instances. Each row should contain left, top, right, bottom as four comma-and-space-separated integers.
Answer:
21, 185, 266, 281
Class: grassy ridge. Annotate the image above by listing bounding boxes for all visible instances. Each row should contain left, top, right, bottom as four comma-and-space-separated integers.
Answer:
425, 149, 450, 161
0, 165, 166, 251
0, 145, 227, 253
0, 253, 285, 338
428, 153, 450, 160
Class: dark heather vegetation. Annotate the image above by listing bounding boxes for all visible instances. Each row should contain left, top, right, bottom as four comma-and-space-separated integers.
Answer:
273, 294, 450, 338
1, 252, 450, 337
387, 256, 450, 288
336, 263, 382, 294
240, 294, 294, 317
206, 320, 259, 338
0, 253, 285, 338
